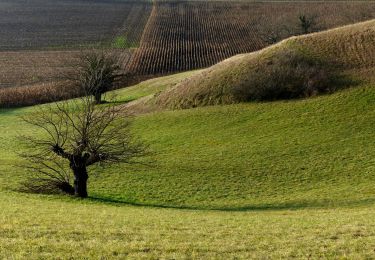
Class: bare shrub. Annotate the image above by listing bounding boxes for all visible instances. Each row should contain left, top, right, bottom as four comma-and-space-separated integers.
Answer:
0, 82, 83, 108
233, 49, 342, 102
298, 14, 318, 35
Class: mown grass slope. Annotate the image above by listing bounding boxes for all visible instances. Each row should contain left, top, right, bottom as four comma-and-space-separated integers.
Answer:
95, 85, 375, 210
1, 83, 374, 210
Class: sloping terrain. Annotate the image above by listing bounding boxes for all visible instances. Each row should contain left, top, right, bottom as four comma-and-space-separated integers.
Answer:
1, 6, 375, 258
98, 86, 375, 209
141, 19, 375, 110
1, 78, 375, 258
3, 0, 375, 107
1, 83, 374, 210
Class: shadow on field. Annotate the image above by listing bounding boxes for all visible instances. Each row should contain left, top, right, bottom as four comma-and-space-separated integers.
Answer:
87, 196, 375, 212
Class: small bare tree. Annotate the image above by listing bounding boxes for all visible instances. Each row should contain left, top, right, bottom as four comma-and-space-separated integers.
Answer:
298, 14, 318, 35
68, 52, 123, 104
20, 95, 146, 198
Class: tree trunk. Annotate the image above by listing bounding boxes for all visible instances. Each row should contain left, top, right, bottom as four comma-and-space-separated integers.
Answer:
72, 167, 89, 198
94, 93, 102, 104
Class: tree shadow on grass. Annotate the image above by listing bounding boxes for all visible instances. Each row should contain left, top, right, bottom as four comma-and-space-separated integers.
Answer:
87, 196, 375, 212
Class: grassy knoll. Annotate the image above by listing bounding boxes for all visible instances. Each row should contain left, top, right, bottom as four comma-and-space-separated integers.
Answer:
149, 19, 375, 110
1, 83, 374, 210
1, 78, 375, 257
92, 85, 375, 210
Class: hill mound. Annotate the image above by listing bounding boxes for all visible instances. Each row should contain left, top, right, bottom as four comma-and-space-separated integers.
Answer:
2, 85, 375, 210
138, 19, 375, 110
71, 86, 375, 209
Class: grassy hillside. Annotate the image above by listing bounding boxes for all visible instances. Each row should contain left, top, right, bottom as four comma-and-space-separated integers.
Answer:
98, 85, 375, 209
1, 81, 375, 257
1, 83, 374, 210
143, 19, 375, 110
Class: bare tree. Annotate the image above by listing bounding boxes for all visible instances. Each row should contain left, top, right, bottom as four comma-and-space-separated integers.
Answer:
20, 95, 146, 198
67, 52, 123, 104
298, 14, 318, 35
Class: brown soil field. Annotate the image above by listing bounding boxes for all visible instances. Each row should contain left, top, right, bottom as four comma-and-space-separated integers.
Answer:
0, 0, 152, 50
0, 0, 151, 94
0, 49, 134, 107
0, 50, 134, 89
127, 1, 375, 77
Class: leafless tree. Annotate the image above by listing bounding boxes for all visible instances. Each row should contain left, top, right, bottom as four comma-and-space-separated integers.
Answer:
66, 51, 123, 104
19, 95, 147, 198
298, 14, 318, 35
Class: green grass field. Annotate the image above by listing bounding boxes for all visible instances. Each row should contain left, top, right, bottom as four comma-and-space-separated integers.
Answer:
2, 194, 375, 258
1, 77, 375, 258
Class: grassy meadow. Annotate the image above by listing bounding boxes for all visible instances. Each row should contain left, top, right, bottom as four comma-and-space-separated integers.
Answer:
1, 72, 375, 257
2, 194, 375, 258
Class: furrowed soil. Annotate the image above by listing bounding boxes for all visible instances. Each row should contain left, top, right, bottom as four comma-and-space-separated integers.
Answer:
128, 1, 375, 76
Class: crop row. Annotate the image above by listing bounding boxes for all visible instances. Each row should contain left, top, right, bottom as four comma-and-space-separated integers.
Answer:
127, 1, 375, 76
0, 0, 152, 50
0, 0, 151, 91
